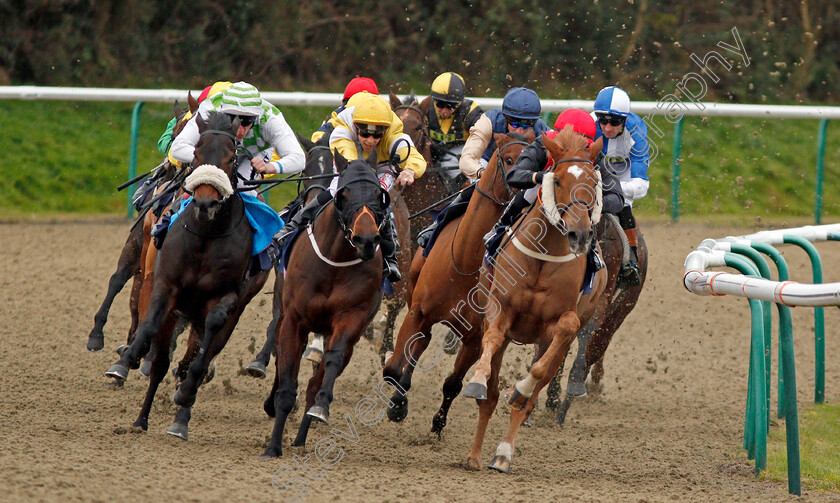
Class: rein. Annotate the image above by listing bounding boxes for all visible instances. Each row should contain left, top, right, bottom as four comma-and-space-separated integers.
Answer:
474, 140, 529, 207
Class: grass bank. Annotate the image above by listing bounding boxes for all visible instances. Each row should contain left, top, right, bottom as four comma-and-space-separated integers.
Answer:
2, 99, 839, 221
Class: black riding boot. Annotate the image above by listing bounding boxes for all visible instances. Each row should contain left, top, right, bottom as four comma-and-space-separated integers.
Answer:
274, 190, 333, 244
417, 188, 472, 249
617, 206, 641, 286
483, 191, 531, 259
380, 214, 401, 282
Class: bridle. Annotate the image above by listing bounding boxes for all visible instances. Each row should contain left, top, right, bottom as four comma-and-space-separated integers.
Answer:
541, 156, 597, 235
474, 139, 530, 206
182, 128, 245, 239
301, 144, 333, 201
394, 103, 432, 152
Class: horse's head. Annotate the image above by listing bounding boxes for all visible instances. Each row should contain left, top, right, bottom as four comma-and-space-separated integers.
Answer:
541, 127, 604, 254
332, 150, 390, 261
484, 130, 535, 202
391, 90, 432, 164
296, 131, 334, 203
187, 112, 239, 223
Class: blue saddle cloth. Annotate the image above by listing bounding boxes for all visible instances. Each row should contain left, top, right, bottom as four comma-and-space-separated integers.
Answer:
421, 198, 471, 258
169, 194, 284, 256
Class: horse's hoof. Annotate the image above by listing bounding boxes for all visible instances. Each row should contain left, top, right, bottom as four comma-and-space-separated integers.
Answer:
303, 347, 323, 364
386, 399, 408, 423
306, 405, 329, 424
166, 423, 188, 441
105, 363, 129, 381
431, 413, 446, 436
465, 457, 482, 471
115, 344, 126, 356
203, 361, 216, 384
462, 382, 487, 400
132, 418, 149, 431
488, 455, 511, 474
554, 398, 573, 426
585, 377, 604, 396
566, 380, 587, 398
505, 386, 529, 410
139, 359, 152, 378
172, 388, 195, 408
442, 329, 460, 355
86, 335, 104, 352
262, 446, 282, 459
245, 361, 267, 379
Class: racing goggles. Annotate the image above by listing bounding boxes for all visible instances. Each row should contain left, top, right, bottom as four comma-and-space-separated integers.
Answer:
227, 113, 256, 127
434, 100, 459, 110
505, 117, 536, 130
596, 114, 625, 127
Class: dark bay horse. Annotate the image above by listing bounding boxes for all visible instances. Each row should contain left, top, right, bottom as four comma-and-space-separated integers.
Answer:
86, 94, 199, 353
461, 128, 607, 473
262, 151, 391, 458
382, 131, 534, 430
105, 112, 270, 439
548, 214, 648, 424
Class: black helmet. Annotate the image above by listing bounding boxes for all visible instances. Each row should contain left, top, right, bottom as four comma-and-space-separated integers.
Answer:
430, 72, 466, 104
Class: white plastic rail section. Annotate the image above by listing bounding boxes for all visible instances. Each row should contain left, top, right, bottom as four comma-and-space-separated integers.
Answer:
683, 223, 840, 306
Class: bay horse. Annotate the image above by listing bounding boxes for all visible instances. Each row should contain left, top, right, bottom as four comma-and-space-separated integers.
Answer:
382, 131, 534, 430
462, 127, 607, 473
244, 132, 334, 378
548, 215, 648, 424
105, 111, 270, 439
262, 151, 391, 458
86, 94, 199, 353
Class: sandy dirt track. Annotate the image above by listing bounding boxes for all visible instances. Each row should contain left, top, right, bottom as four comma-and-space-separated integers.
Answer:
1, 219, 839, 503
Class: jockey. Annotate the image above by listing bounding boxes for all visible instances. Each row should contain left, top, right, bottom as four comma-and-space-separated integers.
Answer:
311, 77, 379, 143
133, 81, 233, 214
275, 92, 426, 282
592, 86, 650, 286
416, 86, 550, 249
419, 72, 483, 187
153, 81, 306, 249
483, 108, 625, 260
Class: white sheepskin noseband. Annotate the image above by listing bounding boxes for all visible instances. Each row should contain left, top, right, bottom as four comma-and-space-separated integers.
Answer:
185, 164, 234, 199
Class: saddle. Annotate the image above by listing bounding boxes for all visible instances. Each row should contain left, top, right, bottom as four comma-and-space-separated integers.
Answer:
421, 184, 475, 258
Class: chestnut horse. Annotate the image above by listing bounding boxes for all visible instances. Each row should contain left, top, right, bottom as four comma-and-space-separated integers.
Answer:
382, 131, 534, 430
86, 93, 199, 353
105, 112, 270, 439
262, 151, 391, 458
462, 128, 606, 473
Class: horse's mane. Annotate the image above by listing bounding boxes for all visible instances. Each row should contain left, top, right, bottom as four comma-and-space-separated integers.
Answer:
506, 131, 529, 143
552, 126, 589, 154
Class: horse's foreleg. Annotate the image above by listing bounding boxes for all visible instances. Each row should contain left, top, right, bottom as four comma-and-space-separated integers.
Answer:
507, 312, 579, 410
173, 293, 238, 408
463, 318, 510, 400
127, 272, 143, 344
133, 314, 177, 431
307, 318, 363, 424
383, 311, 436, 423
174, 325, 202, 384
432, 327, 482, 437
466, 339, 506, 470
265, 315, 307, 457
247, 270, 282, 378
106, 289, 176, 381
490, 343, 568, 474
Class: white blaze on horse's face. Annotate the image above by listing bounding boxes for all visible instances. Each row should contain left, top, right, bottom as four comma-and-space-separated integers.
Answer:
567, 165, 584, 179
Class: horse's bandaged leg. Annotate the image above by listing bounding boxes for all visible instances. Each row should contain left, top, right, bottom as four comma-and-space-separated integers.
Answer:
514, 374, 538, 398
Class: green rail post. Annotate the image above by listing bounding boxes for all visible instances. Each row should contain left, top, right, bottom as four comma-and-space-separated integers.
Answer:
783, 235, 825, 404
814, 119, 828, 225
730, 244, 773, 423
127, 101, 145, 218
750, 242, 791, 418
670, 117, 684, 222
723, 253, 767, 472
778, 304, 802, 495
